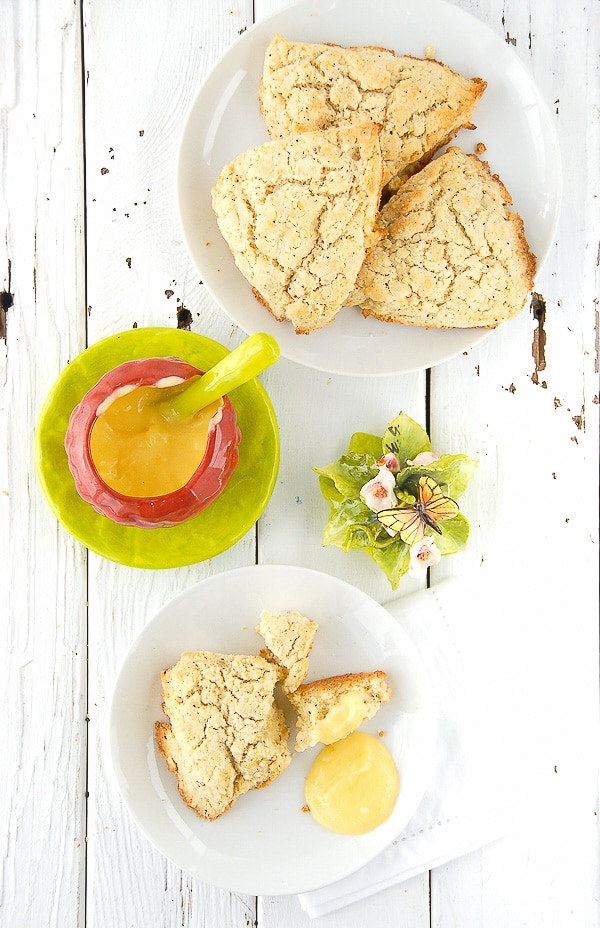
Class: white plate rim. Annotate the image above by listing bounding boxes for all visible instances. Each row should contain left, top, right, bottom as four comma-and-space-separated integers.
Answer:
176, 0, 562, 376
108, 564, 437, 895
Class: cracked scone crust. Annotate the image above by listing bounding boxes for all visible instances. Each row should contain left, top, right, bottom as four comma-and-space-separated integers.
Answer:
155, 651, 291, 821
352, 146, 537, 328
211, 123, 384, 333
287, 671, 392, 752
259, 34, 486, 188
257, 609, 319, 693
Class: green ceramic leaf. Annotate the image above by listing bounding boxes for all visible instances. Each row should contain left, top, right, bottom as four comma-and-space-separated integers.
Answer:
381, 412, 431, 466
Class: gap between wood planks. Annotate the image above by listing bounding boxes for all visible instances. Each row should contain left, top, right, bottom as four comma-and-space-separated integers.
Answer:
1, 258, 14, 340
78, 3, 92, 925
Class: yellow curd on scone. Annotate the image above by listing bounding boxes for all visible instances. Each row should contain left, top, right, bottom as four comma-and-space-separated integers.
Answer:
314, 691, 367, 745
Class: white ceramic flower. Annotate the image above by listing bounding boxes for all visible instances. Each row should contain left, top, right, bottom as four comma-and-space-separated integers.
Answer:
408, 536, 442, 577
377, 452, 400, 473
360, 466, 397, 513
407, 451, 439, 466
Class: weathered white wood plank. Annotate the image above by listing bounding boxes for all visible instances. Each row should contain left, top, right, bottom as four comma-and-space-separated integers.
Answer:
251, 0, 431, 922
0, 1, 87, 926
426, 0, 600, 926
255, 367, 430, 928
258, 874, 431, 928
82, 2, 260, 927
83, 0, 254, 343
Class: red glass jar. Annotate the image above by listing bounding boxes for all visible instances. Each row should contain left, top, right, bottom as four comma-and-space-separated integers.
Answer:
65, 357, 241, 528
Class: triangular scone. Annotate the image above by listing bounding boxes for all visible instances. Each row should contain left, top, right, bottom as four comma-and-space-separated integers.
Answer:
259, 34, 486, 189
352, 146, 537, 328
287, 671, 391, 751
155, 651, 291, 821
211, 123, 384, 333
256, 609, 319, 693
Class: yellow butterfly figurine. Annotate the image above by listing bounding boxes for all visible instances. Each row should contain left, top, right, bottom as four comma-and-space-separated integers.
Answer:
377, 475, 459, 545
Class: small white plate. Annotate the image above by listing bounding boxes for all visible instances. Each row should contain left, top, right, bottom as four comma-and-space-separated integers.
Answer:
177, 0, 562, 376
109, 565, 436, 895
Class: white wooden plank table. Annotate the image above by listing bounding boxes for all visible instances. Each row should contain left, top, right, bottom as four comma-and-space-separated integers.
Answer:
1, 0, 598, 926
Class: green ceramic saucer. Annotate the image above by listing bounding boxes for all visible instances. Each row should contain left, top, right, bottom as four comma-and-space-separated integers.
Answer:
34, 328, 280, 569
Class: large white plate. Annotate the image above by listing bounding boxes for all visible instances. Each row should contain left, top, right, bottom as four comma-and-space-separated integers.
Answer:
177, 0, 562, 376
109, 565, 436, 895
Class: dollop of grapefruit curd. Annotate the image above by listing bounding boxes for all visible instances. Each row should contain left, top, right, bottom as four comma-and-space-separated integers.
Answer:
305, 732, 399, 835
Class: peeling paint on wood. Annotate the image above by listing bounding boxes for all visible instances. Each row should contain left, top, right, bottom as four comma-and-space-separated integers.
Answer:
176, 306, 193, 329
595, 305, 599, 373
531, 292, 547, 385
1, 260, 13, 340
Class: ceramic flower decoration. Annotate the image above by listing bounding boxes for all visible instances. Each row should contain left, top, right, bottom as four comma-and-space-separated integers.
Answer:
314, 411, 478, 589
360, 466, 397, 512
407, 451, 439, 466
378, 452, 400, 472
409, 536, 442, 578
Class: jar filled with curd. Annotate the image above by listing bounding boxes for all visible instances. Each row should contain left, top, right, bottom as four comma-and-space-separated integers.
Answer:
65, 356, 241, 528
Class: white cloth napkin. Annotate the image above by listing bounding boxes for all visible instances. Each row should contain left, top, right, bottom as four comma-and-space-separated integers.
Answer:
298, 573, 550, 918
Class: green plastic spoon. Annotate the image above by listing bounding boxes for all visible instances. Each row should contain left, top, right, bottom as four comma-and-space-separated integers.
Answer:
168, 332, 280, 418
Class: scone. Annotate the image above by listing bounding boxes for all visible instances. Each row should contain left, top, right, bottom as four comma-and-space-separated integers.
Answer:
259, 34, 486, 189
155, 650, 291, 821
287, 670, 392, 751
256, 609, 319, 693
211, 123, 384, 333
352, 146, 537, 328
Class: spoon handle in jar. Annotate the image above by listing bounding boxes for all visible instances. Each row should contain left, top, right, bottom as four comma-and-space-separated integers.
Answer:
169, 332, 280, 418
